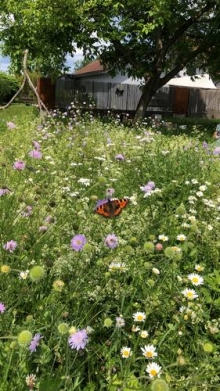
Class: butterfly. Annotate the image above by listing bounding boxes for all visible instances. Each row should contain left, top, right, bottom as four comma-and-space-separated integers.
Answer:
95, 197, 130, 218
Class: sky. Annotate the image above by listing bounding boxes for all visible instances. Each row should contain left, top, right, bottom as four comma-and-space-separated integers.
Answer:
0, 48, 84, 73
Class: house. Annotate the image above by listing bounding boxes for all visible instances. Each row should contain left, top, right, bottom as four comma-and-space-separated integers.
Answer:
55, 60, 219, 117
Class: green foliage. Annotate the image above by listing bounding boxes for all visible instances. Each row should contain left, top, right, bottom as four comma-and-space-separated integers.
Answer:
0, 72, 19, 104
0, 105, 219, 389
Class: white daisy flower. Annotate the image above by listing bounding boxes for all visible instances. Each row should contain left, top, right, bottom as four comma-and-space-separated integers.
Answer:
177, 234, 187, 241
133, 312, 146, 322
146, 362, 162, 378
195, 264, 204, 272
188, 273, 204, 286
121, 347, 132, 358
182, 288, 198, 300
158, 234, 169, 242
141, 344, 158, 359
140, 330, 149, 338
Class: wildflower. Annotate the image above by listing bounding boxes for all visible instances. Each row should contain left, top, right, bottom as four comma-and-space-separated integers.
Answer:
19, 270, 29, 280
213, 147, 220, 155
158, 234, 169, 242
152, 268, 160, 275
140, 330, 149, 338
58, 323, 69, 334
116, 316, 125, 328
106, 187, 115, 197
151, 379, 169, 391
115, 154, 125, 161
199, 185, 207, 192
32, 140, 41, 150
68, 329, 88, 351
3, 240, 17, 252
21, 205, 33, 217
29, 149, 42, 159
26, 373, 37, 389
104, 318, 113, 328
0, 303, 6, 313
176, 234, 187, 241
39, 225, 48, 231
195, 264, 204, 272
7, 121, 16, 129
133, 311, 146, 322
188, 273, 204, 286
140, 181, 156, 194
120, 346, 132, 358
29, 333, 42, 352
0, 187, 11, 196
13, 160, 26, 170
104, 234, 118, 249
71, 234, 87, 251
132, 325, 140, 332
1, 265, 10, 273
191, 179, 198, 184
141, 344, 158, 359
146, 362, 162, 378
78, 178, 91, 186
182, 288, 198, 300
155, 243, 163, 251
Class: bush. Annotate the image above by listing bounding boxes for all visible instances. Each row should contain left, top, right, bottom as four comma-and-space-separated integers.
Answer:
0, 72, 19, 104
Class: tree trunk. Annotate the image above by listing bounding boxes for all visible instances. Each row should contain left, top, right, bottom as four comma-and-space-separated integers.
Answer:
134, 84, 156, 122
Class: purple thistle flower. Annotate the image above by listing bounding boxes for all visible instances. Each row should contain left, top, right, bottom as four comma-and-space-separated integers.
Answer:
7, 121, 16, 129
29, 333, 42, 352
213, 147, 220, 155
0, 187, 11, 196
3, 240, 17, 252
71, 234, 87, 251
104, 233, 118, 249
32, 140, 41, 150
13, 160, 26, 170
115, 154, 125, 161
29, 149, 42, 159
68, 329, 88, 351
140, 181, 156, 194
0, 303, 6, 313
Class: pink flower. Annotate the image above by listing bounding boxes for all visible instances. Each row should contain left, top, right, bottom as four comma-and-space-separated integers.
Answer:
155, 243, 163, 251
7, 121, 16, 129
68, 329, 88, 350
71, 235, 87, 251
32, 140, 41, 150
29, 149, 42, 159
104, 234, 118, 249
13, 160, 26, 170
3, 240, 17, 252
0, 303, 6, 313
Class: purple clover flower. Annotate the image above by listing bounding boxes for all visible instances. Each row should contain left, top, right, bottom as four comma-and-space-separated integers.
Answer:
32, 140, 41, 150
3, 240, 17, 252
0, 303, 6, 313
29, 149, 42, 159
71, 234, 87, 251
68, 329, 88, 351
13, 160, 26, 170
104, 234, 118, 249
29, 333, 42, 352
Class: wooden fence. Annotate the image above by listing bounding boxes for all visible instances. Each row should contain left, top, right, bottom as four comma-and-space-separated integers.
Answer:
55, 76, 220, 118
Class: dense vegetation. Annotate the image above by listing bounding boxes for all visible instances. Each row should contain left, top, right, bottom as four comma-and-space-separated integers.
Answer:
0, 104, 219, 390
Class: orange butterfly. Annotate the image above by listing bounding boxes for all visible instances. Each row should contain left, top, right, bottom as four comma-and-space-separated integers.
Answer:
95, 198, 129, 218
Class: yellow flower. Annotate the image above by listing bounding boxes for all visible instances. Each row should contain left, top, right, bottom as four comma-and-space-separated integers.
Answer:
1, 265, 10, 273
121, 347, 132, 358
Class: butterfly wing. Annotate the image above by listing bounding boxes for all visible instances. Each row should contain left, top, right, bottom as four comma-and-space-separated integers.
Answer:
95, 198, 129, 218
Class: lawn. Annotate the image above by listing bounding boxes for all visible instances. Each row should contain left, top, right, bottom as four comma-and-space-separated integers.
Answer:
0, 104, 220, 391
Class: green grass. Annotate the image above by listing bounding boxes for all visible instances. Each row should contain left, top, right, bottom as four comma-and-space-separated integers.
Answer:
0, 105, 219, 390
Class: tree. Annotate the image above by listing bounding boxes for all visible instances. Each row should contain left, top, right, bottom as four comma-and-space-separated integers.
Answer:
1, 0, 220, 119
79, 0, 220, 120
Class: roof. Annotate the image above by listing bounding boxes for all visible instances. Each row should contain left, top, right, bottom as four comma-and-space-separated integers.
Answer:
166, 74, 217, 89
74, 59, 106, 76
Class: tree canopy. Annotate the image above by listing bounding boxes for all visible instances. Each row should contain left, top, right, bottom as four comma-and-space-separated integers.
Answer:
1, 0, 220, 117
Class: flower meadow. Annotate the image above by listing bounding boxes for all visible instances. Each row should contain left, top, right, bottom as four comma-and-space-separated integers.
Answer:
0, 104, 220, 391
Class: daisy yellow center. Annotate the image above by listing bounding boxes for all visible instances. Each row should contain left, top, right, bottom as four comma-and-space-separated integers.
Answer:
123, 350, 130, 357
146, 351, 153, 357
192, 277, 199, 283
150, 369, 157, 376
137, 315, 144, 321
187, 292, 194, 298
